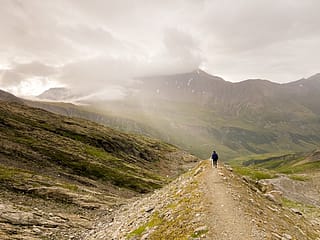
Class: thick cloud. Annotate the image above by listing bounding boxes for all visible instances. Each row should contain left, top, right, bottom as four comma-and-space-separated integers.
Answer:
197, 0, 320, 81
0, 61, 59, 96
162, 28, 203, 72
59, 28, 203, 93
59, 57, 135, 93
13, 61, 57, 76
0, 1, 74, 62
0, 0, 320, 96
0, 62, 57, 86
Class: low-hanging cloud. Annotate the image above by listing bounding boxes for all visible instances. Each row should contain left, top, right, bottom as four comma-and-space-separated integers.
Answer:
59, 57, 135, 93
162, 28, 203, 73
59, 28, 203, 94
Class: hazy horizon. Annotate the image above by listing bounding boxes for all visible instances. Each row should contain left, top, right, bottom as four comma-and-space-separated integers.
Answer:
1, 0, 320, 97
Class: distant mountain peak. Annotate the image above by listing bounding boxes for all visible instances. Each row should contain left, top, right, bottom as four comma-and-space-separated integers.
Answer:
239, 78, 279, 86
46, 87, 67, 91
192, 68, 205, 74
37, 87, 75, 100
191, 68, 217, 77
307, 73, 320, 81
288, 73, 320, 89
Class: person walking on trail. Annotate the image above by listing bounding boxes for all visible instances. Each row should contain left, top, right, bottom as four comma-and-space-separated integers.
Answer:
211, 150, 218, 168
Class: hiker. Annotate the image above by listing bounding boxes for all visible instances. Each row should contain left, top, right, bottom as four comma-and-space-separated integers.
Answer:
211, 150, 218, 168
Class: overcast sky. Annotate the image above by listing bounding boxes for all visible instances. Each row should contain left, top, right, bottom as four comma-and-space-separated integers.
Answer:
1, 0, 320, 97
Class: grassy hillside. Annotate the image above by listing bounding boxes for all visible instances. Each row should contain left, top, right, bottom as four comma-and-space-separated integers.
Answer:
0, 100, 198, 239
240, 150, 320, 174
226, 149, 320, 184
228, 150, 320, 230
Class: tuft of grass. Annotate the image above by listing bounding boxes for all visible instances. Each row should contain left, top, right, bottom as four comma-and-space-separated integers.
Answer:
233, 166, 275, 180
191, 229, 209, 238
228, 152, 294, 166
288, 174, 310, 181
277, 161, 320, 174
84, 145, 120, 161
0, 165, 31, 182
127, 225, 146, 238
127, 212, 163, 239
59, 183, 79, 191
282, 198, 319, 215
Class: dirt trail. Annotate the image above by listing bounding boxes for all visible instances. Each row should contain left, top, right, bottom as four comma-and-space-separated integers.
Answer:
202, 164, 255, 240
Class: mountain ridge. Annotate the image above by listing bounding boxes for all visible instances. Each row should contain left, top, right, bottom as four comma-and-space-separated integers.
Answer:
34, 69, 320, 104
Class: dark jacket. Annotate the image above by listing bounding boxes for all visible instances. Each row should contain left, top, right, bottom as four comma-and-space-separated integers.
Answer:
211, 152, 218, 161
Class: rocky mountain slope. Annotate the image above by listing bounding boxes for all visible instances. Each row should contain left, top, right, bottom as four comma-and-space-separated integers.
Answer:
0, 94, 198, 239
230, 150, 320, 234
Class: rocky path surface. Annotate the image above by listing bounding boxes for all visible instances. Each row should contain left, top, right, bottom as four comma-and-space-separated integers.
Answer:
202, 166, 256, 239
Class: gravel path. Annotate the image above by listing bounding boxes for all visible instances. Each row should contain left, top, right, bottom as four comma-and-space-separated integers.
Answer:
202, 165, 255, 240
